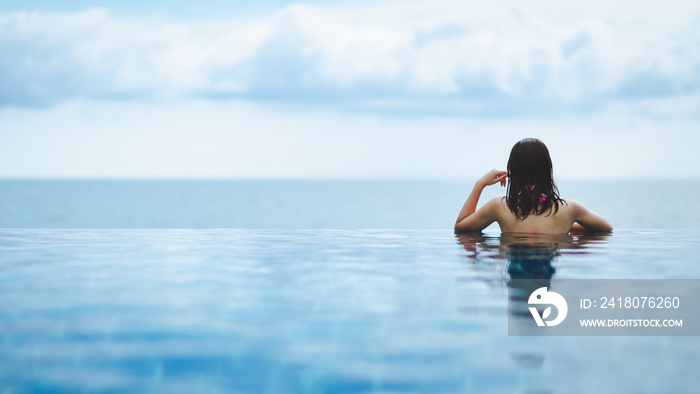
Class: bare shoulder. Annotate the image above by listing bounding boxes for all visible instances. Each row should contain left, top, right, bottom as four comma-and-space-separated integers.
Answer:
564, 199, 599, 213
486, 196, 507, 210
486, 197, 508, 217
562, 198, 612, 231
561, 199, 582, 211
490, 196, 507, 205
554, 199, 580, 222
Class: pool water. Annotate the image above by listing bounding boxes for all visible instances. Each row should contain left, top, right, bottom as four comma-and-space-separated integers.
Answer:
1, 229, 699, 393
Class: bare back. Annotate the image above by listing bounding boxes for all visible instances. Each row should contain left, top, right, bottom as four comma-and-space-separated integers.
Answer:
453, 172, 612, 234
494, 197, 577, 234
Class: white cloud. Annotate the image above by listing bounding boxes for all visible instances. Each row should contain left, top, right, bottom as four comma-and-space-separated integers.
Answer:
1, 98, 698, 179
0, 1, 698, 116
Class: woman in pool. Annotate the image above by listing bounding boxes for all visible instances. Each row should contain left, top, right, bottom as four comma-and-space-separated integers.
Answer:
455, 138, 612, 234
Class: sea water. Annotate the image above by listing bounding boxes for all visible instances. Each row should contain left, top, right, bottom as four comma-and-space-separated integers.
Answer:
0, 179, 698, 229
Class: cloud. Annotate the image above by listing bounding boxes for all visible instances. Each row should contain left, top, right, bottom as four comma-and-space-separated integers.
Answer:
0, 3, 698, 116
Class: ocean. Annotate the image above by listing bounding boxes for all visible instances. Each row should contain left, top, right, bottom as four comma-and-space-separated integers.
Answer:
0, 179, 697, 229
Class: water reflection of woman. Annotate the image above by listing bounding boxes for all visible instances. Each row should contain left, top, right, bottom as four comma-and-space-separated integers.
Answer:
456, 232, 610, 322
506, 243, 558, 280
456, 232, 610, 282
456, 232, 611, 369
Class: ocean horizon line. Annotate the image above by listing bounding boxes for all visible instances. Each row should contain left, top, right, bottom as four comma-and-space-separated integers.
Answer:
0, 176, 695, 182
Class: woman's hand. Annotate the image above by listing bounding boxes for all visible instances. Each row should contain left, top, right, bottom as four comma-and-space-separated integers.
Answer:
477, 169, 507, 188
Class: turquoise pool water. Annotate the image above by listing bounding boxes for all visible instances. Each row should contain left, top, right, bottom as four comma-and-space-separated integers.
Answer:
1, 229, 699, 393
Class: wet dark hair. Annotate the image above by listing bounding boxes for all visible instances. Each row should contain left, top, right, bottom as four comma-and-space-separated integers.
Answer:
506, 138, 565, 220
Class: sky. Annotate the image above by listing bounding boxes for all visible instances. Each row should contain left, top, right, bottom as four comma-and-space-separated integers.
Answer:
0, 0, 698, 179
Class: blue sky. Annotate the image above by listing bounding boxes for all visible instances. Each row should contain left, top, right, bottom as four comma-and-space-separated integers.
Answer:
0, 0, 698, 178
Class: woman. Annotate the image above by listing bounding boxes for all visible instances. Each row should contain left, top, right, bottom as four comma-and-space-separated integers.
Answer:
455, 138, 612, 234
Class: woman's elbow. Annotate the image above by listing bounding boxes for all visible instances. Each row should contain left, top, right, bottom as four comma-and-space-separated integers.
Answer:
455, 219, 490, 233
598, 217, 613, 232
454, 220, 475, 233
588, 222, 613, 232
572, 220, 612, 232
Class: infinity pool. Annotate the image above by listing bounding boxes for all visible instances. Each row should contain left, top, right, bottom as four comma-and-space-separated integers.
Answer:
1, 229, 699, 393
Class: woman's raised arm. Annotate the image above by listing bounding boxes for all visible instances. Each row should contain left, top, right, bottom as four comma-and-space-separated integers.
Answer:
454, 169, 507, 232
